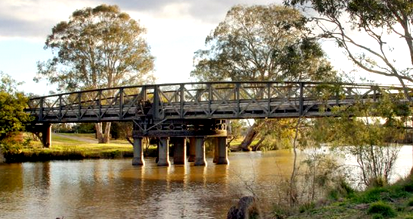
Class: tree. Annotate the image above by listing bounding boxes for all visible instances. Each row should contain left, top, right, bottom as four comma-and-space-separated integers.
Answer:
310, 92, 410, 187
0, 72, 32, 142
36, 4, 155, 143
284, 0, 413, 100
191, 4, 337, 150
192, 4, 335, 82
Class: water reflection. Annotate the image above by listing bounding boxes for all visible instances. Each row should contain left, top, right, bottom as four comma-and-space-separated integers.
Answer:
0, 147, 411, 219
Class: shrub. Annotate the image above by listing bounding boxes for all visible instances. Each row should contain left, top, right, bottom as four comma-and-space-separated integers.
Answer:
407, 197, 413, 207
367, 201, 396, 218
371, 213, 384, 219
329, 178, 355, 200
272, 204, 291, 219
354, 187, 389, 203
299, 202, 315, 213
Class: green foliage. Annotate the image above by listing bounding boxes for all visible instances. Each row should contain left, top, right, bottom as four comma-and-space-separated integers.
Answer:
287, 173, 413, 218
72, 123, 95, 133
0, 142, 22, 154
256, 119, 297, 151
371, 213, 385, 219
272, 204, 292, 219
328, 176, 355, 200
110, 122, 132, 139
298, 202, 315, 213
367, 201, 397, 218
300, 150, 348, 202
309, 91, 409, 187
354, 187, 389, 203
0, 92, 31, 140
407, 197, 413, 207
36, 4, 155, 143
36, 4, 155, 92
191, 4, 336, 82
191, 4, 339, 151
0, 72, 32, 142
0, 71, 23, 93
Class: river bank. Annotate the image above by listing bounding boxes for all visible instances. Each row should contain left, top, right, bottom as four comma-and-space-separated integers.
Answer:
286, 173, 413, 219
0, 133, 156, 163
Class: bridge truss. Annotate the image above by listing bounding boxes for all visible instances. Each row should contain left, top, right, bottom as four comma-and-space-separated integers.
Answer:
25, 81, 411, 165
26, 81, 408, 123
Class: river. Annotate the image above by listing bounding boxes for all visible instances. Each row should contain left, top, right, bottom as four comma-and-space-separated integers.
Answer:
0, 147, 412, 219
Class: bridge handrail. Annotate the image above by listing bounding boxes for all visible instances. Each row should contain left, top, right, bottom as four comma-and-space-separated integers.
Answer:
27, 81, 409, 100
26, 81, 412, 123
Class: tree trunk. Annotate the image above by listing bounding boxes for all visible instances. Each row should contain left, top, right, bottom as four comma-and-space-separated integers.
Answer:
251, 135, 266, 151
103, 122, 111, 143
239, 123, 258, 151
95, 122, 111, 143
95, 123, 103, 142
289, 117, 301, 206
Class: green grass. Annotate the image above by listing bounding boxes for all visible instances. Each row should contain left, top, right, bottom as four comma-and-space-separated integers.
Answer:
287, 174, 413, 219
3, 133, 147, 162
229, 138, 260, 146
367, 201, 397, 218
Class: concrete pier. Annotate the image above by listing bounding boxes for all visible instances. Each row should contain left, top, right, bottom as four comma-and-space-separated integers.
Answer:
132, 137, 144, 166
213, 139, 219, 163
216, 137, 229, 165
188, 137, 196, 162
194, 137, 206, 166
172, 137, 186, 165
158, 137, 170, 166
42, 123, 52, 148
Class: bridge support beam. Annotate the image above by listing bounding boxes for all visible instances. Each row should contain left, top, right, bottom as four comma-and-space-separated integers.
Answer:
157, 137, 170, 166
40, 123, 52, 148
194, 137, 206, 166
188, 137, 196, 162
216, 137, 229, 165
172, 137, 186, 165
132, 137, 144, 166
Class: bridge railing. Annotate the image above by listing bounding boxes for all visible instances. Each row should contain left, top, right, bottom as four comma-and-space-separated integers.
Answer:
26, 81, 410, 123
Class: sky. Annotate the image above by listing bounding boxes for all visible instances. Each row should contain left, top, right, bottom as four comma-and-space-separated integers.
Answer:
0, 0, 404, 96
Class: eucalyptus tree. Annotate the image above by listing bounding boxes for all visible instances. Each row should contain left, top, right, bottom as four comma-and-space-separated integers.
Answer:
285, 0, 413, 100
191, 4, 337, 150
36, 4, 155, 143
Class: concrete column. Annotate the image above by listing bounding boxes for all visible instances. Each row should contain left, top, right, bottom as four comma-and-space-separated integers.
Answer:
158, 137, 170, 166
194, 137, 206, 166
216, 137, 229, 165
173, 137, 186, 165
42, 123, 52, 148
132, 137, 144, 166
213, 138, 219, 163
188, 137, 196, 162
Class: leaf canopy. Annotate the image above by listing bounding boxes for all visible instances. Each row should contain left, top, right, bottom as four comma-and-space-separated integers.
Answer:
191, 4, 337, 82
36, 4, 155, 92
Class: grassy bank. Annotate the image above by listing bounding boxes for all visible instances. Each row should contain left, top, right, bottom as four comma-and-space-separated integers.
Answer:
2, 133, 157, 163
284, 174, 413, 219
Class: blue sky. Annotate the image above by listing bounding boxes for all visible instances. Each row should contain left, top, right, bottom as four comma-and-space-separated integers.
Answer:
0, 0, 404, 96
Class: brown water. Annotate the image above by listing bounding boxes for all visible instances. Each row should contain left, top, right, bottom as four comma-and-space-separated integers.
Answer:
0, 147, 411, 219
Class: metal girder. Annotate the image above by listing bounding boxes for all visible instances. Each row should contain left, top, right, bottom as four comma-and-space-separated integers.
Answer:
26, 81, 410, 124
